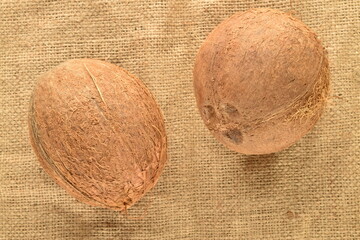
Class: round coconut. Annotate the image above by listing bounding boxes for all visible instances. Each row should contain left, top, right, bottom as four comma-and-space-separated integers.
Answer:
29, 59, 167, 211
193, 8, 330, 154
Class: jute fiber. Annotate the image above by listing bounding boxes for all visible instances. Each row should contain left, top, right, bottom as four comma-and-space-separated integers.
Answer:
0, 0, 359, 239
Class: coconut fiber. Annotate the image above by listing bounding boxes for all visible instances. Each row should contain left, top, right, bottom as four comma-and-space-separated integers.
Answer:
0, 0, 359, 239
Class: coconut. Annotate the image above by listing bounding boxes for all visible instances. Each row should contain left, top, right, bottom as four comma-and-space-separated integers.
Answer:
29, 59, 167, 211
193, 8, 330, 154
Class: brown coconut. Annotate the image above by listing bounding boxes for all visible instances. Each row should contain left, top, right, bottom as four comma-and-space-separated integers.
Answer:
193, 8, 330, 154
29, 59, 167, 211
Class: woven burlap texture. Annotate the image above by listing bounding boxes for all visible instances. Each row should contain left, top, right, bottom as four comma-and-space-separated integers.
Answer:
1, 0, 359, 239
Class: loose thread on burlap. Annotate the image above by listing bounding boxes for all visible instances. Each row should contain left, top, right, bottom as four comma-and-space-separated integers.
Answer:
120, 198, 152, 220
288, 0, 302, 20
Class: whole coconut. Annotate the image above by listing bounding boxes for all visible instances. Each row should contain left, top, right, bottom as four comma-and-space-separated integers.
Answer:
193, 8, 330, 154
29, 59, 167, 211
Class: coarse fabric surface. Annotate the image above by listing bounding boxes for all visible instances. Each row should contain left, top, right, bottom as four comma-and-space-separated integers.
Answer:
0, 0, 359, 239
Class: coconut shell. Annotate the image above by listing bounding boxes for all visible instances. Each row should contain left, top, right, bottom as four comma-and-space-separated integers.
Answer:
29, 59, 167, 211
193, 8, 330, 154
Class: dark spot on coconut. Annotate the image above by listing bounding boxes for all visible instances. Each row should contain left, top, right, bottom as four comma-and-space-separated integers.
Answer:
223, 129, 243, 144
219, 103, 239, 118
224, 103, 238, 114
202, 105, 216, 122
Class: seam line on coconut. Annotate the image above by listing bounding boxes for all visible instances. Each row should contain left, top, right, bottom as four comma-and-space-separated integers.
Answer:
84, 63, 107, 106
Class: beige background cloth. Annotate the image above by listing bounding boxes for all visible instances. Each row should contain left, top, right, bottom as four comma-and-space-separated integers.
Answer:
1, 0, 359, 239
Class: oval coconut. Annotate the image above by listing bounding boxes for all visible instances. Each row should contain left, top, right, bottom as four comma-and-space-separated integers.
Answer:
29, 59, 167, 211
194, 8, 330, 154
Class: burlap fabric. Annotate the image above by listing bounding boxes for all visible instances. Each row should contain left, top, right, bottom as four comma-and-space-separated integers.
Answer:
1, 0, 359, 239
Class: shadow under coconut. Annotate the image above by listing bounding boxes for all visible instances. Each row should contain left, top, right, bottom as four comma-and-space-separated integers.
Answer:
207, 151, 281, 201
49, 204, 149, 239
213, 152, 280, 208
52, 206, 115, 237
209, 152, 281, 227
242, 153, 280, 196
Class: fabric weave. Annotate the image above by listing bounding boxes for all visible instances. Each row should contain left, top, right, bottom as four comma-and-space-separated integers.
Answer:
0, 0, 359, 239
